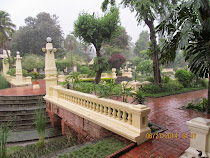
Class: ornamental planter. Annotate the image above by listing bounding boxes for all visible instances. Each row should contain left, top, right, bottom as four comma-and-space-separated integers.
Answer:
33, 81, 40, 89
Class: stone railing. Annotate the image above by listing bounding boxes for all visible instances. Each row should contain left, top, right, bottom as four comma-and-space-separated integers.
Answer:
45, 85, 151, 144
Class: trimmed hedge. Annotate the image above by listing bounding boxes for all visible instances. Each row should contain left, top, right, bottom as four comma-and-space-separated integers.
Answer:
79, 78, 113, 83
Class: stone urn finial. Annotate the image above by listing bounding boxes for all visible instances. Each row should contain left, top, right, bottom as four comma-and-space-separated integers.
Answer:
46, 37, 52, 43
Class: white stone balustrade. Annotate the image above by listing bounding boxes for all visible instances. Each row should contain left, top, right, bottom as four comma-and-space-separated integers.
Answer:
181, 117, 210, 158
44, 85, 151, 144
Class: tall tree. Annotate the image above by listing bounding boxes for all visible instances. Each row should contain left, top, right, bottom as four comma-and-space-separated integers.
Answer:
102, 0, 174, 87
156, 0, 210, 113
73, 7, 121, 84
0, 11, 16, 69
134, 30, 149, 56
11, 12, 63, 56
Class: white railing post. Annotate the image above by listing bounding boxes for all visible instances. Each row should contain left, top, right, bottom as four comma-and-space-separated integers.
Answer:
42, 37, 57, 97
181, 117, 210, 158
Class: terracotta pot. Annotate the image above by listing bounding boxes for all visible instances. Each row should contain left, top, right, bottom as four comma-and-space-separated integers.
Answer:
33, 81, 39, 85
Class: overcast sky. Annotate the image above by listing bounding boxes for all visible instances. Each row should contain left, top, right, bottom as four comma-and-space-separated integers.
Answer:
0, 0, 149, 43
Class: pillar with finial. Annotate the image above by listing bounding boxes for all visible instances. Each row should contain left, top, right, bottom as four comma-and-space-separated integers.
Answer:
42, 37, 57, 96
15, 51, 23, 83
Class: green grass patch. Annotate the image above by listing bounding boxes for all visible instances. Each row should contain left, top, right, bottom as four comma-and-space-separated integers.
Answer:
7, 146, 23, 155
144, 87, 206, 98
57, 138, 127, 158
9, 136, 78, 158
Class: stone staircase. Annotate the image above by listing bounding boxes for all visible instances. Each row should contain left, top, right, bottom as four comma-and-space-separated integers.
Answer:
0, 95, 62, 142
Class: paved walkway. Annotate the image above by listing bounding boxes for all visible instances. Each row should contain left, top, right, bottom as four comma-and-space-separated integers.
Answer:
0, 79, 45, 96
120, 89, 209, 158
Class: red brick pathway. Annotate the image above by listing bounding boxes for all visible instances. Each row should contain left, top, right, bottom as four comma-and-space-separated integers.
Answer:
120, 89, 209, 158
0, 79, 45, 96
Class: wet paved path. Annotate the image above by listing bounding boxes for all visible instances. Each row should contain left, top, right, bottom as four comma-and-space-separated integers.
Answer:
120, 89, 209, 158
0, 79, 45, 96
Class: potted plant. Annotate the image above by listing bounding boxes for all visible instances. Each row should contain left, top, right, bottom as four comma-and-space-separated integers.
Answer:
30, 71, 40, 89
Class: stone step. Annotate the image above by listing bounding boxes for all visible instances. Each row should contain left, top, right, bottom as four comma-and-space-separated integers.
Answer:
0, 102, 45, 108
0, 95, 44, 100
7, 127, 62, 143
0, 112, 49, 121
0, 100, 45, 104
0, 114, 50, 122
11, 122, 53, 132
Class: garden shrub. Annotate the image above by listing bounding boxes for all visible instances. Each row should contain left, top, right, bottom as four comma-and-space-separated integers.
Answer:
0, 75, 10, 89
162, 80, 183, 92
141, 84, 161, 94
7, 68, 28, 77
182, 98, 207, 112
56, 61, 70, 71
80, 78, 112, 83
145, 76, 154, 83
162, 75, 170, 83
80, 66, 96, 77
195, 78, 208, 88
175, 69, 191, 87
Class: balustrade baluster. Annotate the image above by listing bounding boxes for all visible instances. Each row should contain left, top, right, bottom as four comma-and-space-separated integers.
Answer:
108, 107, 111, 116
100, 105, 103, 113
97, 104, 100, 112
113, 108, 117, 118
128, 113, 132, 124
118, 110, 122, 120
123, 111, 127, 122
104, 106, 108, 115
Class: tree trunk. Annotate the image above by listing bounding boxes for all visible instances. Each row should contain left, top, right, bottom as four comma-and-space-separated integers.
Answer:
145, 18, 162, 87
207, 76, 210, 117
4, 42, 13, 69
94, 46, 102, 84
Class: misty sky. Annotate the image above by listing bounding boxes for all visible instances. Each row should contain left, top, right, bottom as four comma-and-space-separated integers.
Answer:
0, 0, 149, 43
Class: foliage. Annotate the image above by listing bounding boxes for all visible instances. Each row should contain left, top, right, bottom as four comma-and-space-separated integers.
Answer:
132, 89, 146, 104
101, 0, 174, 87
9, 137, 78, 158
80, 66, 96, 77
141, 84, 162, 94
175, 69, 191, 87
97, 79, 121, 98
7, 68, 28, 77
156, 0, 210, 112
136, 60, 153, 76
73, 7, 121, 83
134, 30, 149, 56
121, 82, 134, 102
162, 81, 183, 92
30, 71, 40, 80
56, 61, 70, 71
79, 78, 112, 83
22, 54, 44, 71
93, 57, 109, 72
57, 138, 127, 158
162, 75, 170, 84
0, 10, 16, 69
11, 12, 63, 56
34, 98, 46, 148
0, 74, 10, 89
182, 98, 208, 112
146, 76, 154, 83
0, 122, 11, 158
64, 72, 80, 89
108, 53, 126, 70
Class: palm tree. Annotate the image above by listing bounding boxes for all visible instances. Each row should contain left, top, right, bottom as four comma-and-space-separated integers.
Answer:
0, 11, 16, 69
156, 0, 210, 113
101, 0, 175, 87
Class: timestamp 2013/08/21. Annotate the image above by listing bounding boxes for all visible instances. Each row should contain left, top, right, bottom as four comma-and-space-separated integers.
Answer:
146, 133, 196, 139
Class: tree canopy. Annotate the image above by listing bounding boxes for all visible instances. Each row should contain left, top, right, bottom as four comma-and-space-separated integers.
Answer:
157, 0, 210, 113
11, 12, 63, 56
0, 10, 16, 68
73, 7, 121, 83
133, 30, 149, 56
